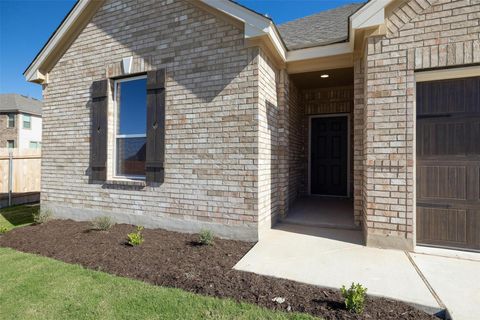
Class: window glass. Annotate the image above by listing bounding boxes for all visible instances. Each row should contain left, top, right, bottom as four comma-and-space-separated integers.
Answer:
29, 141, 40, 149
7, 140, 15, 149
115, 77, 147, 177
23, 115, 31, 129
7, 114, 15, 128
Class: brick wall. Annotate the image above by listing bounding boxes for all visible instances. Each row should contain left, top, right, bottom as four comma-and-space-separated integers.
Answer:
353, 57, 365, 227
286, 79, 303, 206
38, 0, 479, 246
41, 0, 261, 240
0, 113, 18, 148
257, 49, 280, 237
302, 86, 353, 115
363, 0, 480, 249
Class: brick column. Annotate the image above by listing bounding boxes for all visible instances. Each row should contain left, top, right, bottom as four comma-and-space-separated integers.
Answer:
363, 36, 415, 250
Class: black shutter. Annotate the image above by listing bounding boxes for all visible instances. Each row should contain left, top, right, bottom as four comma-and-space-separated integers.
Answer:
146, 69, 166, 184
90, 79, 108, 181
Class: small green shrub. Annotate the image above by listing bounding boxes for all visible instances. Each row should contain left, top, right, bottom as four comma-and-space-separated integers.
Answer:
198, 229, 214, 246
0, 226, 8, 234
127, 226, 144, 246
341, 283, 367, 314
33, 208, 52, 225
91, 216, 114, 231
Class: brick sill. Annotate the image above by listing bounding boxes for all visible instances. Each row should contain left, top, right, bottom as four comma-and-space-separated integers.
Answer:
103, 179, 146, 189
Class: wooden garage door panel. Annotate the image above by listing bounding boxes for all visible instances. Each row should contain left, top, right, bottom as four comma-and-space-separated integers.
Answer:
417, 165, 467, 200
417, 77, 480, 115
417, 207, 466, 242
417, 207, 480, 250
416, 76, 480, 251
417, 117, 480, 157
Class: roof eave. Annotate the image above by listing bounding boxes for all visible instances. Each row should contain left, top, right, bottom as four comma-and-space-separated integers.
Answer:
24, 0, 92, 84
24, 0, 393, 84
202, 0, 287, 60
202, 0, 392, 63
287, 37, 349, 51
0, 109, 42, 117
286, 0, 393, 71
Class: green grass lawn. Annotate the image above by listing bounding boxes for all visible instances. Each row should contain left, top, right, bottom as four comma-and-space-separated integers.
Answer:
0, 247, 317, 320
0, 204, 38, 231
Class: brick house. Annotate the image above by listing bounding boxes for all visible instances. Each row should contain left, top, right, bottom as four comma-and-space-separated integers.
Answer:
25, 0, 480, 251
0, 94, 43, 149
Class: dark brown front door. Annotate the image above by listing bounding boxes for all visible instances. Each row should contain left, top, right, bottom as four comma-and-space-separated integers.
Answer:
310, 116, 348, 196
416, 76, 480, 251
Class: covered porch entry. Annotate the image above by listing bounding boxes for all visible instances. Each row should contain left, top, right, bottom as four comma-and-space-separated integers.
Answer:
284, 197, 357, 230
281, 67, 361, 231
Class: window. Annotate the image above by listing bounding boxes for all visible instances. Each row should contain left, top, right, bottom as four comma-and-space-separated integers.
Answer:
29, 141, 41, 149
23, 114, 31, 129
7, 140, 15, 149
114, 76, 147, 179
7, 113, 15, 128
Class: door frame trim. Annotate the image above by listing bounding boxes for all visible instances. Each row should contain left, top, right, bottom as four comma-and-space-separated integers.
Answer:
308, 113, 350, 197
415, 65, 480, 82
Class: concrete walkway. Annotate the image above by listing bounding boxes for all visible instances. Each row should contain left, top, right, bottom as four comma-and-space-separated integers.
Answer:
235, 224, 480, 319
410, 252, 480, 320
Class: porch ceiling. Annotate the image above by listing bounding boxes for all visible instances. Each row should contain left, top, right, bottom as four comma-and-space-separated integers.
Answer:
290, 67, 353, 89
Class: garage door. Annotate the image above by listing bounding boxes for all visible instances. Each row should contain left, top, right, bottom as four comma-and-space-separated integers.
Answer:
416, 76, 480, 251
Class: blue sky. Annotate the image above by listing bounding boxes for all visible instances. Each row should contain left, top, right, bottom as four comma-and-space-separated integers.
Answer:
0, 0, 363, 100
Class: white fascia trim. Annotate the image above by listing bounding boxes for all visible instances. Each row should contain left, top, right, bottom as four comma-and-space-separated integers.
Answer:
24, 0, 92, 82
265, 24, 287, 61
350, 0, 392, 30
415, 66, 480, 82
203, 0, 287, 60
287, 42, 352, 62
202, 0, 271, 30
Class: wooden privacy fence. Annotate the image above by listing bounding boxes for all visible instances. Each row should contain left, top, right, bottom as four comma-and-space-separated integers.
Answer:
0, 149, 41, 207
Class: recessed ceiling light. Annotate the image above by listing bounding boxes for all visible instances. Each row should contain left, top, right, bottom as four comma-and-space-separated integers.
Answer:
320, 74, 329, 78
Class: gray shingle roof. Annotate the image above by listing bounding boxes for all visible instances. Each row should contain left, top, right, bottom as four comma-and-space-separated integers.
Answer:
278, 3, 366, 50
0, 94, 43, 116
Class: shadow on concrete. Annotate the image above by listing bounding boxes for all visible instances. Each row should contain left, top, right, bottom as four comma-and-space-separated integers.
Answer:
283, 196, 358, 229
274, 222, 364, 246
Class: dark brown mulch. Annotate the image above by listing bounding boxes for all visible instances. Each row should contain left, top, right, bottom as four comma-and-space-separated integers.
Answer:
0, 220, 437, 320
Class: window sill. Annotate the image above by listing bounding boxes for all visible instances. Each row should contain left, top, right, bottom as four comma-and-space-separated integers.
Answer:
103, 179, 146, 189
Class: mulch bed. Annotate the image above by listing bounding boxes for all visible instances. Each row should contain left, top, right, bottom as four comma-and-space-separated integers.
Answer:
0, 220, 437, 320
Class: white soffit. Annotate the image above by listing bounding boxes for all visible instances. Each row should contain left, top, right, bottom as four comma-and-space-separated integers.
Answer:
287, 43, 352, 62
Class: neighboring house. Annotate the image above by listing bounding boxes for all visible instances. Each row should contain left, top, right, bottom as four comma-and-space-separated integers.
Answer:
0, 94, 43, 149
24, 0, 480, 251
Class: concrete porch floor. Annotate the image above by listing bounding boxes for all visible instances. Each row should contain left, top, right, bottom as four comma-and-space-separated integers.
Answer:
235, 224, 480, 319
282, 197, 358, 230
